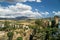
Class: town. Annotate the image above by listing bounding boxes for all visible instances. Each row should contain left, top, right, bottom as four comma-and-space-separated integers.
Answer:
0, 16, 60, 40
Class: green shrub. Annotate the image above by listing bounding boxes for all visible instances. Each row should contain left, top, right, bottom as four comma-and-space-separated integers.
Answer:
17, 37, 23, 40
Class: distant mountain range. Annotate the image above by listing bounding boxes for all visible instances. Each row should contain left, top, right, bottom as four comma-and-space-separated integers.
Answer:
0, 16, 34, 20
16, 16, 29, 20
0, 15, 59, 20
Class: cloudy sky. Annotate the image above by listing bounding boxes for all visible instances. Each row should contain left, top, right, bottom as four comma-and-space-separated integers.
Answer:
0, 0, 60, 18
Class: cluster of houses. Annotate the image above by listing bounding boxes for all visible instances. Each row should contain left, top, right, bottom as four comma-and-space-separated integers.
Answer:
0, 21, 29, 28
0, 16, 60, 40
0, 16, 60, 29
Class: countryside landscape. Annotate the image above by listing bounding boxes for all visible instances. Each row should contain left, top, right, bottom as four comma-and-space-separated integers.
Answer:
0, 16, 60, 40
0, 0, 60, 40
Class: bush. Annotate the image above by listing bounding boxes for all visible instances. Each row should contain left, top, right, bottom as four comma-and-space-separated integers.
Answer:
17, 37, 23, 40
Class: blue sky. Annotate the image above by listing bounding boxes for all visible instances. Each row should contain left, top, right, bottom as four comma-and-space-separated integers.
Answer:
0, 0, 60, 18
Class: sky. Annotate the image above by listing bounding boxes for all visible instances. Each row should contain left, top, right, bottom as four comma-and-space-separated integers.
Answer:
0, 0, 60, 18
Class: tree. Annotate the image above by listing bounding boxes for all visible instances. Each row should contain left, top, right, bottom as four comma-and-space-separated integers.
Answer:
7, 31, 14, 40
3, 21, 10, 31
44, 27, 58, 40
35, 19, 43, 29
51, 20, 56, 28
57, 33, 60, 40
35, 19, 42, 26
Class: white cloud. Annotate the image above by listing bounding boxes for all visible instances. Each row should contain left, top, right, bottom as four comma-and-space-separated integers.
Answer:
0, 3, 42, 18
53, 11, 60, 16
15, 0, 27, 2
41, 12, 49, 18
41, 11, 49, 16
28, 0, 35, 2
0, 0, 42, 2
36, 0, 41, 2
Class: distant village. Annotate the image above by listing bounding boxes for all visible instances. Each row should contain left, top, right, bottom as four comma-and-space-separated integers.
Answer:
0, 16, 60, 29
0, 16, 60, 40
